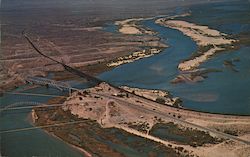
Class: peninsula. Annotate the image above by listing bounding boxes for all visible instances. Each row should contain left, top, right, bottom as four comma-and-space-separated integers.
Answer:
33, 82, 250, 157
156, 19, 237, 71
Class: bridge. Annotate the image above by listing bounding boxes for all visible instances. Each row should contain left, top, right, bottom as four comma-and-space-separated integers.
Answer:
25, 76, 79, 94
0, 101, 65, 113
3, 32, 247, 146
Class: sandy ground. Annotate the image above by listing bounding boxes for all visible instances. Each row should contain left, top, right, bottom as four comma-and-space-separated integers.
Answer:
178, 46, 224, 71
119, 25, 143, 35
115, 17, 153, 35
116, 13, 190, 35
107, 48, 165, 67
61, 82, 250, 157
156, 19, 237, 71
158, 20, 235, 46
121, 86, 181, 106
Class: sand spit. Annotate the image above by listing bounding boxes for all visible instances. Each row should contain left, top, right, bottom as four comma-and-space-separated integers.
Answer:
178, 46, 224, 71
156, 19, 237, 71
107, 48, 164, 67
115, 17, 154, 35
116, 13, 190, 35
121, 86, 182, 107
157, 20, 235, 46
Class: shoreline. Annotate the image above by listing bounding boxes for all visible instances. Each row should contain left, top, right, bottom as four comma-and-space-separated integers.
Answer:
30, 109, 93, 157
0, 13, 190, 93
115, 13, 190, 35
105, 13, 191, 68
107, 48, 165, 67
156, 18, 237, 71
32, 82, 250, 157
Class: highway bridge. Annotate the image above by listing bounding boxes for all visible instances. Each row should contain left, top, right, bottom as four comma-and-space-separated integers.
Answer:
4, 32, 247, 146
25, 76, 79, 94
0, 101, 65, 113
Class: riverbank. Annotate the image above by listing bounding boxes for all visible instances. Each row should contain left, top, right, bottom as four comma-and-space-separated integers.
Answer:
33, 107, 187, 157
156, 18, 237, 71
115, 17, 155, 35
0, 14, 168, 93
121, 85, 182, 107
107, 48, 165, 67
31, 109, 92, 157
115, 13, 190, 35
33, 82, 250, 157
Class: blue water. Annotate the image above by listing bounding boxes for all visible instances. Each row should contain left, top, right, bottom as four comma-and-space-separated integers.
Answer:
99, 1, 250, 115
180, 1, 250, 35
1, 1, 250, 156
0, 86, 84, 157
99, 20, 197, 89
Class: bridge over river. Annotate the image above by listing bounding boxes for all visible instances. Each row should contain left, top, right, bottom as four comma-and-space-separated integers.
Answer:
2, 33, 248, 146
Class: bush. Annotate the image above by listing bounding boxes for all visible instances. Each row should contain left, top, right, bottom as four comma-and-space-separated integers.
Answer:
155, 97, 165, 104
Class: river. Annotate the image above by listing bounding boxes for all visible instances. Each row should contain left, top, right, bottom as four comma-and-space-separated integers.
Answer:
99, 0, 250, 115
1, 1, 250, 156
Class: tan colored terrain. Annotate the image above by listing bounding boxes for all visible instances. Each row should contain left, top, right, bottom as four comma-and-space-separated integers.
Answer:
115, 13, 190, 35
58, 82, 250, 157
156, 19, 237, 71
115, 17, 155, 35
121, 86, 182, 107
0, 22, 165, 92
107, 48, 165, 67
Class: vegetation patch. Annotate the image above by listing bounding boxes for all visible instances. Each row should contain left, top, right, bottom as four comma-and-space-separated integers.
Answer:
34, 107, 193, 157
127, 121, 150, 133
149, 122, 223, 147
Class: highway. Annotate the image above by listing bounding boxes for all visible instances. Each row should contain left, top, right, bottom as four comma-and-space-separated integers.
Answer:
1, 91, 249, 145
95, 92, 250, 145
16, 33, 250, 145
1, 89, 250, 145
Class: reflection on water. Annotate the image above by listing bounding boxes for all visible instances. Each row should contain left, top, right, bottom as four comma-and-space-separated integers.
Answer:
99, 1, 250, 115
0, 86, 84, 157
1, 1, 250, 156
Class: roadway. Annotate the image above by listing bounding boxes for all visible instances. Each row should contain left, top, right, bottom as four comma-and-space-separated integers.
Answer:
14, 33, 250, 145
1, 90, 249, 145
95, 92, 250, 145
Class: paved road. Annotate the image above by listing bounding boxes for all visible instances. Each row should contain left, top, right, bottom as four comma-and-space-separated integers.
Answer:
96, 92, 250, 145
18, 33, 250, 145
1, 91, 250, 145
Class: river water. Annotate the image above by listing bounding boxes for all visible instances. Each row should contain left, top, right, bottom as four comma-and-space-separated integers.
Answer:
99, 1, 250, 115
0, 86, 85, 157
1, 1, 250, 156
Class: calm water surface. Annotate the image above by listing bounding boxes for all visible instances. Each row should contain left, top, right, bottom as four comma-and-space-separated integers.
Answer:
1, 1, 250, 156
99, 1, 250, 115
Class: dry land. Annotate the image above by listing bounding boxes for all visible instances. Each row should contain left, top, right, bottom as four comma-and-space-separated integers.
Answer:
156, 18, 237, 72
2, 1, 184, 92
33, 82, 250, 157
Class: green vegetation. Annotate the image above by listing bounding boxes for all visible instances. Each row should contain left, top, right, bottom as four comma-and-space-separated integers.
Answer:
155, 97, 166, 104
198, 44, 214, 53
34, 107, 193, 157
127, 121, 149, 133
149, 122, 223, 147
173, 98, 182, 108
223, 130, 238, 136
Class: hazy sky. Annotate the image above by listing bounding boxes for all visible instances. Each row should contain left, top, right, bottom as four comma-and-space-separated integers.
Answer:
1, 0, 226, 9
